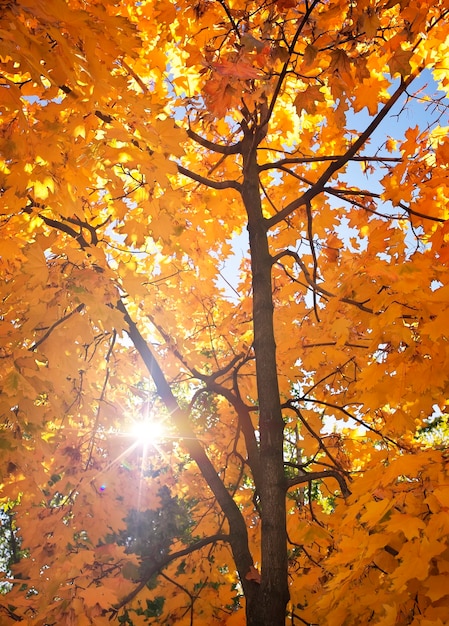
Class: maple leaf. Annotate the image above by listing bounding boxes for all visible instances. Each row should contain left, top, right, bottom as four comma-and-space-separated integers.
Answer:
294, 85, 325, 116
362, 10, 381, 38
80, 586, 119, 609
388, 46, 414, 78
211, 59, 262, 80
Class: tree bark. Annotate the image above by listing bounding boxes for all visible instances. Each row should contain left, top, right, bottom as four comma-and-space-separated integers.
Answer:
241, 133, 289, 626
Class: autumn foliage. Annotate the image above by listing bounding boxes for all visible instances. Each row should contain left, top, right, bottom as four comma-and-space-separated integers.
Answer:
1, 0, 449, 625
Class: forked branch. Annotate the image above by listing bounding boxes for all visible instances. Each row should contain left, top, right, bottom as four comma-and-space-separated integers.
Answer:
265, 72, 420, 229
116, 299, 257, 597
112, 534, 230, 612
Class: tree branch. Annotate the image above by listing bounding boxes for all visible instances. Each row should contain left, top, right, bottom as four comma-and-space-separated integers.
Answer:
144, 313, 262, 484
284, 402, 346, 476
216, 0, 240, 38
116, 299, 257, 598
286, 469, 351, 498
113, 534, 230, 611
305, 201, 320, 323
325, 186, 447, 223
23, 201, 90, 248
177, 164, 241, 191
30, 304, 85, 351
264, 0, 321, 125
299, 396, 405, 449
272, 249, 374, 314
187, 128, 243, 155
258, 155, 402, 171
265, 72, 420, 229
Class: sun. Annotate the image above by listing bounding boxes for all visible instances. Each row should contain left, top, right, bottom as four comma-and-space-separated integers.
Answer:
130, 418, 166, 445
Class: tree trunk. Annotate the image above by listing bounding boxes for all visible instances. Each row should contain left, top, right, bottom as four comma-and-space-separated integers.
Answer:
241, 134, 289, 626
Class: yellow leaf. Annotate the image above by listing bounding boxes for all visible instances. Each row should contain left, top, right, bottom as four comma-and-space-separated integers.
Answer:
29, 176, 55, 200
386, 513, 426, 540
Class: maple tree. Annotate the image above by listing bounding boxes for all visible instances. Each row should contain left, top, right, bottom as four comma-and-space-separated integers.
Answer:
1, 0, 449, 624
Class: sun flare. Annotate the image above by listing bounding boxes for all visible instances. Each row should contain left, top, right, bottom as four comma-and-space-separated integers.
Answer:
130, 419, 165, 445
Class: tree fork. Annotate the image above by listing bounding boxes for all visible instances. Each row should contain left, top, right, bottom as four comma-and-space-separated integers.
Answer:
116, 300, 260, 611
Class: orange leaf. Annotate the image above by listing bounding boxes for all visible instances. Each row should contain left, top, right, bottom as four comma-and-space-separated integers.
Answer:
211, 59, 262, 80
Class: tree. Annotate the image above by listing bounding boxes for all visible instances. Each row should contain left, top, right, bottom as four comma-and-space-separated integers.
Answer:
1, 0, 449, 624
